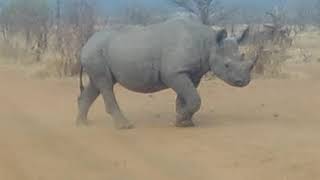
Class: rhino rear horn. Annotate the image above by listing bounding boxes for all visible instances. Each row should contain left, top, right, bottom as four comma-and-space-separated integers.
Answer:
237, 26, 249, 44
263, 24, 276, 30
216, 29, 228, 46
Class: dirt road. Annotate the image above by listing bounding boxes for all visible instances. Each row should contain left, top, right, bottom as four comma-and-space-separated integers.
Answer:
0, 64, 320, 180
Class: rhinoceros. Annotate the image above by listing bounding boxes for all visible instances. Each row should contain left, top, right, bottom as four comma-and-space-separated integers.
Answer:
76, 18, 258, 129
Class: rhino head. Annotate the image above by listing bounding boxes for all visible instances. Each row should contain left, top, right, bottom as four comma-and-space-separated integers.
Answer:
209, 27, 258, 87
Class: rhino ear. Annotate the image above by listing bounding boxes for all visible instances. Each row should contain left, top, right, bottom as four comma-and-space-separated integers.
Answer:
263, 24, 276, 30
216, 29, 228, 46
237, 26, 249, 44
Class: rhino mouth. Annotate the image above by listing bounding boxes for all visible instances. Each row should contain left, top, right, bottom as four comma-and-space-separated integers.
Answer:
230, 79, 250, 87
234, 80, 246, 87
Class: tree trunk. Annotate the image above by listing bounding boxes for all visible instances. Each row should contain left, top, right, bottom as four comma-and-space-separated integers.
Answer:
56, 0, 62, 51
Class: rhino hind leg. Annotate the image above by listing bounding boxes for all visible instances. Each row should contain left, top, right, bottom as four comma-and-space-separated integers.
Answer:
76, 80, 100, 126
167, 74, 201, 127
100, 88, 134, 129
88, 66, 133, 129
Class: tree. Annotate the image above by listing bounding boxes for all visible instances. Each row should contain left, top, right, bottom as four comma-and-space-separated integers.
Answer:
314, 0, 320, 25
63, 0, 97, 47
53, 0, 98, 75
123, 2, 152, 26
169, 0, 236, 25
0, 5, 10, 41
264, 6, 292, 48
55, 0, 62, 50
1, 0, 50, 61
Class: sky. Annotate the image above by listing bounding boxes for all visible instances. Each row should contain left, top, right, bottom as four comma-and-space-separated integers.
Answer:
0, 0, 287, 13
0, 0, 295, 17
98, 0, 282, 15
99, 0, 285, 7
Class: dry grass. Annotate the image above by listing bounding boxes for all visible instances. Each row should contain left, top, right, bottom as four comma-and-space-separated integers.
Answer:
287, 30, 320, 63
1, 26, 320, 80
242, 43, 290, 78
0, 30, 82, 79
240, 26, 320, 79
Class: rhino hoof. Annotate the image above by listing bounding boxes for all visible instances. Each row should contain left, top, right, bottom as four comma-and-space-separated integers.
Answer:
115, 121, 134, 130
175, 120, 195, 128
76, 119, 89, 127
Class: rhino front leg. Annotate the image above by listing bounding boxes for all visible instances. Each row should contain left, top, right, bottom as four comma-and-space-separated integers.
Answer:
176, 78, 200, 116
167, 75, 201, 127
176, 95, 185, 115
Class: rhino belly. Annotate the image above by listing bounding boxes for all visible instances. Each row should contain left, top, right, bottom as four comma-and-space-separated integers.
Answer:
112, 63, 167, 93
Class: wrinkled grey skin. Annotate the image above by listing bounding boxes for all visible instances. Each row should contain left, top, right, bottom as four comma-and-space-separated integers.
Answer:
77, 18, 258, 129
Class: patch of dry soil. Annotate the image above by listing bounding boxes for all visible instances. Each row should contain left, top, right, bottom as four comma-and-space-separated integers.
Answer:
0, 63, 320, 180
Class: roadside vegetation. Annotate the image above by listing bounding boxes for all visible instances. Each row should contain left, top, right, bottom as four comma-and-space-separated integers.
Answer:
0, 0, 319, 78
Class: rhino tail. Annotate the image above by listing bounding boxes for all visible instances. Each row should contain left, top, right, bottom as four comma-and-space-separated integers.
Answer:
79, 65, 84, 93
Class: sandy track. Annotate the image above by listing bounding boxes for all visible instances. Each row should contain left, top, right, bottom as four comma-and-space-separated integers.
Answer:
0, 64, 320, 180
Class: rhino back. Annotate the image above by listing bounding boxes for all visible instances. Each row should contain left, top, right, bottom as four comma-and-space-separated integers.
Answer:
81, 18, 215, 93
105, 27, 164, 92
107, 19, 214, 76
81, 31, 112, 60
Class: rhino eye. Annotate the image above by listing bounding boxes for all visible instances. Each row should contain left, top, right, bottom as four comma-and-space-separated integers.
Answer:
224, 63, 230, 68
241, 53, 245, 60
